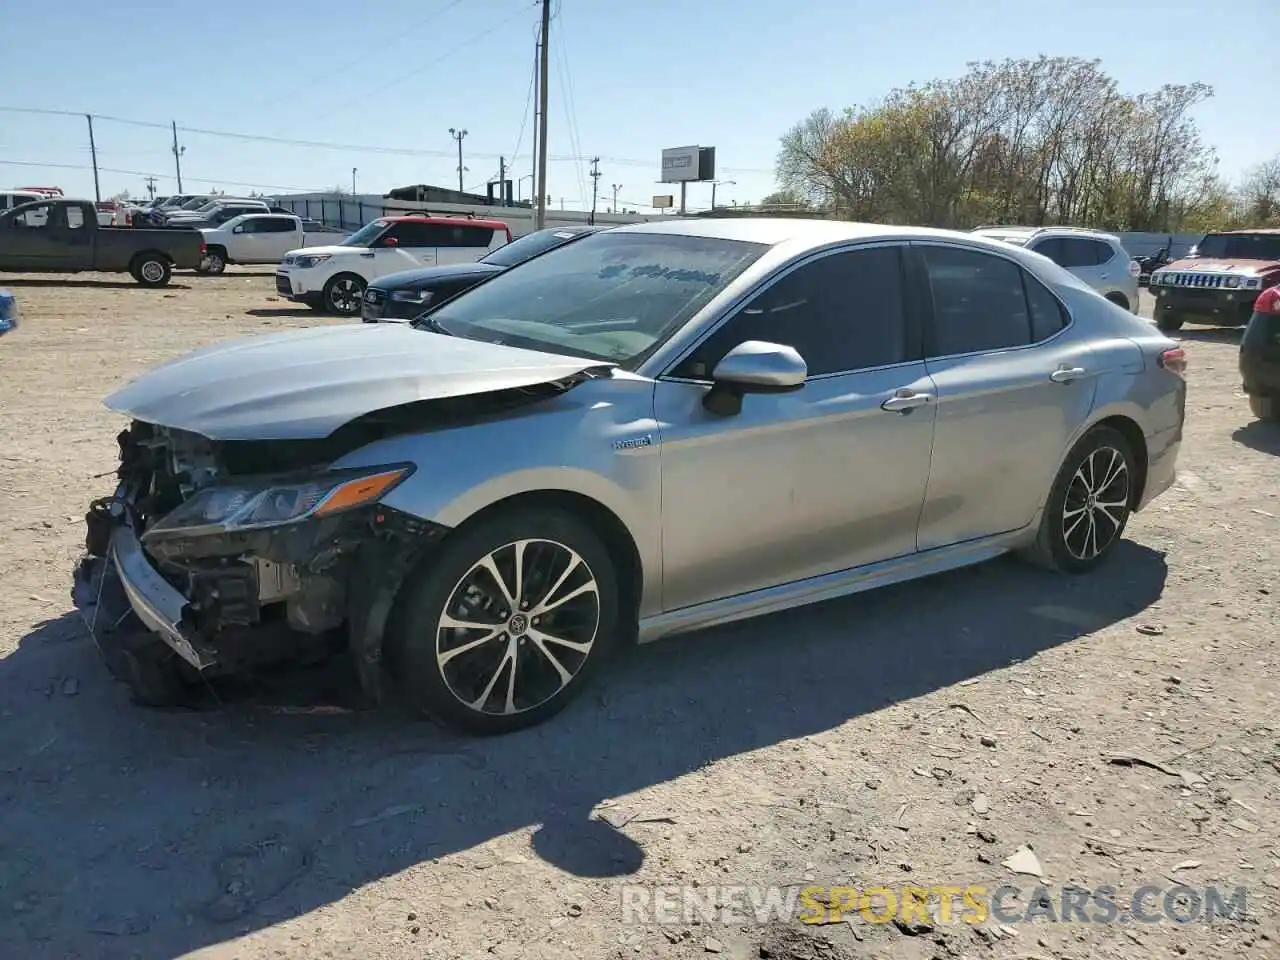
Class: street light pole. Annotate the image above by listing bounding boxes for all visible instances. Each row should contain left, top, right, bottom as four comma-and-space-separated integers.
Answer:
711, 181, 742, 211
351, 167, 357, 195
449, 127, 468, 194
611, 183, 622, 213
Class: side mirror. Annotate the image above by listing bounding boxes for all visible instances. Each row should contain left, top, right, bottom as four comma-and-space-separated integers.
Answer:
702, 340, 806, 416
232, 225, 244, 234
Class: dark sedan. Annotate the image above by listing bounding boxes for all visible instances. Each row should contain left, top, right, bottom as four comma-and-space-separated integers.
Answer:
1241, 285, 1280, 421
361, 224, 609, 323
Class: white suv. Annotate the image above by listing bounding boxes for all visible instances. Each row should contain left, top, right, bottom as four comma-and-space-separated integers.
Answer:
971, 225, 1141, 313
276, 214, 512, 316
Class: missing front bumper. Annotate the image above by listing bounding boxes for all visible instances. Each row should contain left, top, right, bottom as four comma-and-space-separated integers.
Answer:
73, 524, 215, 671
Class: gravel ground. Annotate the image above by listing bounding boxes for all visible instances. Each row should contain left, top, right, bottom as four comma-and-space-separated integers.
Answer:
0, 270, 1277, 960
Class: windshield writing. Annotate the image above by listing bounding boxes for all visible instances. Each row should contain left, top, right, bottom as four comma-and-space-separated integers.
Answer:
428, 232, 767, 368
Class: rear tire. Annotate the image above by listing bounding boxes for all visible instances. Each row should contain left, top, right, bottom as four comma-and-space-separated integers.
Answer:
387, 507, 620, 735
322, 273, 365, 316
1156, 314, 1184, 332
1020, 425, 1137, 574
131, 254, 172, 288
1105, 292, 1130, 311
1249, 395, 1280, 422
199, 247, 227, 275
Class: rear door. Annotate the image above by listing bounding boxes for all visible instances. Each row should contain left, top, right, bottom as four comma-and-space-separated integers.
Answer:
435, 223, 496, 266
911, 242, 1098, 550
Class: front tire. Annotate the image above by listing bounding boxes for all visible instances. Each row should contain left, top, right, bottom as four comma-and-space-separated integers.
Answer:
322, 273, 365, 316
1249, 395, 1280, 421
1021, 425, 1137, 574
131, 254, 172, 288
388, 507, 620, 734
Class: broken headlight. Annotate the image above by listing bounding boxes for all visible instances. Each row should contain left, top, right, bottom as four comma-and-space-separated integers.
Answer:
141, 465, 413, 542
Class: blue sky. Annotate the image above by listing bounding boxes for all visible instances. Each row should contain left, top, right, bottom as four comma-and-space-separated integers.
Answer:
0, 0, 1274, 213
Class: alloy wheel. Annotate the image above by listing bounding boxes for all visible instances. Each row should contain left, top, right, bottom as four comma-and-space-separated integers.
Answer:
328, 278, 362, 314
1061, 445, 1130, 561
140, 261, 165, 283
435, 538, 601, 716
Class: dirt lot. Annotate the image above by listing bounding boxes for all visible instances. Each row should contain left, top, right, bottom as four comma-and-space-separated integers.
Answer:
0, 269, 1277, 960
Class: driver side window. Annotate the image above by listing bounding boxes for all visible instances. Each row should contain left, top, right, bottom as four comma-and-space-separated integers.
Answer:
671, 246, 909, 379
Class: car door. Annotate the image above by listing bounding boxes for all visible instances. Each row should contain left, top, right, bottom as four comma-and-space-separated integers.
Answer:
368, 220, 440, 278
0, 202, 59, 269
259, 217, 302, 261
435, 224, 495, 266
654, 243, 937, 613
228, 216, 265, 261
911, 242, 1099, 551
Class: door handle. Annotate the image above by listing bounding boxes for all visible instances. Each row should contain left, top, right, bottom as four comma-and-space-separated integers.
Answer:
881, 389, 933, 412
1050, 366, 1087, 383
359, 251, 374, 258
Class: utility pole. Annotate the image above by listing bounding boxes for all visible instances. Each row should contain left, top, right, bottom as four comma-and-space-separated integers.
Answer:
170, 121, 185, 192
611, 183, 622, 214
530, 38, 539, 214
352, 167, 357, 195
497, 156, 506, 206
588, 157, 601, 225
449, 128, 468, 195
534, 0, 551, 230
85, 114, 101, 202
144, 176, 157, 200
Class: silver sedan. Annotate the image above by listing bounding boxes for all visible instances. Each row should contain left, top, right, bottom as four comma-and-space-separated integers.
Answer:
77, 218, 1187, 734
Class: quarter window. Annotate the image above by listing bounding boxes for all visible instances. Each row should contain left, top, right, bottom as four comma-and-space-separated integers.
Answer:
919, 245, 1031, 355
674, 246, 909, 378
64, 205, 86, 229
1024, 273, 1069, 341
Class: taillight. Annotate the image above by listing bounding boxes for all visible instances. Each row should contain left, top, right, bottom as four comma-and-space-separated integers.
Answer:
1253, 286, 1280, 316
1159, 347, 1188, 377
1128, 259, 1141, 278
200, 240, 207, 253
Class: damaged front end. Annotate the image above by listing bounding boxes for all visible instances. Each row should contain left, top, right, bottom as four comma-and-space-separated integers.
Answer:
72, 420, 445, 705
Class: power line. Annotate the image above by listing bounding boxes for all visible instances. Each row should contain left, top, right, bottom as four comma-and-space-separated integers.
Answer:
0, 158, 317, 194
308, 0, 538, 124
0, 105, 773, 175
508, 22, 539, 165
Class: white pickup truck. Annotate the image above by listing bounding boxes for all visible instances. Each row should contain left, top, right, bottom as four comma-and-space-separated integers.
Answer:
196, 213, 347, 274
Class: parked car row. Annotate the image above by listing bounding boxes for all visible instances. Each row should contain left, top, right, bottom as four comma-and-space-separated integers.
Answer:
73, 216, 1194, 734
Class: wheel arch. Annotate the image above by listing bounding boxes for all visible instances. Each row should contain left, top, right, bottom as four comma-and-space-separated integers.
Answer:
1104, 291, 1130, 311
431, 488, 645, 643
129, 248, 173, 268
1057, 410, 1149, 510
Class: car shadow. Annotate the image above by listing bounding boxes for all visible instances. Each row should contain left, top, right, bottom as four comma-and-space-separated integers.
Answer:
1176, 326, 1243, 344
244, 307, 320, 318
0, 543, 1167, 958
0, 278, 191, 290
1232, 418, 1280, 455
190, 271, 278, 279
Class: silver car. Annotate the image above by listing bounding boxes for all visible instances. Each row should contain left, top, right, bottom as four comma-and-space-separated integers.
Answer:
971, 225, 1142, 314
72, 218, 1187, 734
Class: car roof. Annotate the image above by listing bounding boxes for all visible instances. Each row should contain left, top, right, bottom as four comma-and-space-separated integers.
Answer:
612, 216, 1048, 252
380, 215, 510, 229
1214, 227, 1280, 236
973, 224, 1122, 244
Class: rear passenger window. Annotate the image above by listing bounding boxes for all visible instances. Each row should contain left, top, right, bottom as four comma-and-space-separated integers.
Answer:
920, 246, 1030, 355
443, 226, 494, 248
1024, 273, 1069, 341
65, 206, 86, 229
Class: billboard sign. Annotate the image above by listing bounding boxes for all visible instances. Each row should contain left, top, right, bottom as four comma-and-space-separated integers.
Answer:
652, 195, 674, 209
660, 146, 716, 183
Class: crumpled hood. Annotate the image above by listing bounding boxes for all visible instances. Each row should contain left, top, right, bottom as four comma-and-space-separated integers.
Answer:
105, 323, 614, 440
1162, 257, 1279, 276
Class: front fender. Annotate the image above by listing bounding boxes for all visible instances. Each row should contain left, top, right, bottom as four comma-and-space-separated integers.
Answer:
329, 377, 664, 613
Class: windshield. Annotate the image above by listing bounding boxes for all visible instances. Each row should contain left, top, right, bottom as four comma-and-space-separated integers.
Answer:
1193, 233, 1280, 262
341, 219, 389, 247
426, 231, 768, 368
181, 198, 211, 211
481, 228, 590, 268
